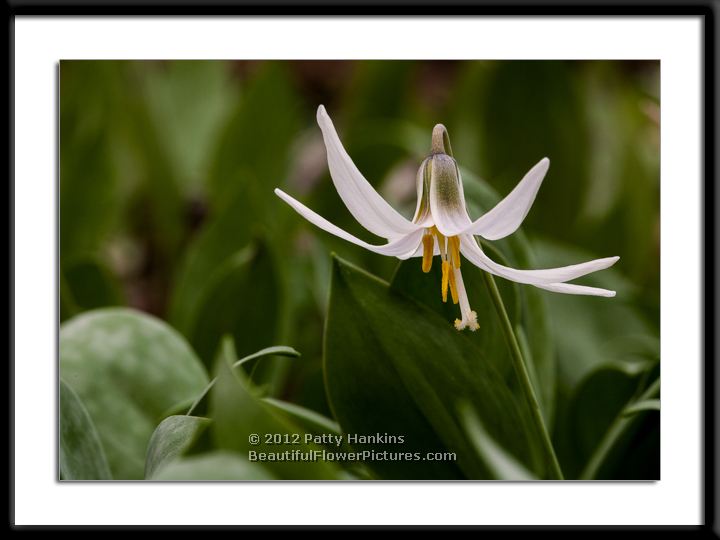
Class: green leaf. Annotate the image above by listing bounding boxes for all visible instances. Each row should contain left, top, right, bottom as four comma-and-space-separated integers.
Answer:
459, 402, 537, 480
391, 242, 520, 384
473, 61, 591, 242
563, 364, 640, 476
459, 167, 557, 424
185, 244, 280, 369
60, 62, 123, 261
210, 337, 341, 479
186, 344, 300, 417
153, 451, 275, 480
263, 398, 342, 437
59, 379, 112, 480
578, 376, 660, 480
145, 415, 211, 479
60, 308, 209, 479
324, 256, 548, 479
169, 64, 301, 367
207, 62, 301, 209
141, 61, 237, 193
554, 361, 659, 479
622, 399, 660, 417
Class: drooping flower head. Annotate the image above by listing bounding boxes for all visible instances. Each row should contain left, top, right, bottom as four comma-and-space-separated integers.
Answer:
275, 106, 619, 330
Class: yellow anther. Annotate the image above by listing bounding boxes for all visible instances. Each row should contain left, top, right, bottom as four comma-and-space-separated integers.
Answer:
421, 234, 434, 273
448, 266, 459, 304
441, 261, 450, 303
449, 236, 461, 268
435, 227, 447, 261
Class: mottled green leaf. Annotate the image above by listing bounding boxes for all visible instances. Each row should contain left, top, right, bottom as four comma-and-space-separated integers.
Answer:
153, 451, 275, 480
59, 379, 112, 480
60, 308, 209, 479
145, 415, 211, 479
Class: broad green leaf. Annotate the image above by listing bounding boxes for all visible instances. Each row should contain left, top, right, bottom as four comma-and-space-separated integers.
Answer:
376, 145, 556, 425
391, 242, 520, 386
60, 62, 123, 261
60, 257, 124, 321
185, 244, 280, 369
145, 415, 211, 479
153, 451, 275, 480
210, 337, 341, 479
324, 255, 548, 480
141, 61, 237, 193
459, 402, 537, 480
207, 62, 301, 209
59, 379, 112, 480
168, 220, 287, 395
186, 344, 300, 417
60, 308, 209, 479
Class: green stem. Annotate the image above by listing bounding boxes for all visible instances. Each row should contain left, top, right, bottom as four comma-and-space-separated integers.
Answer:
482, 271, 564, 480
579, 377, 660, 480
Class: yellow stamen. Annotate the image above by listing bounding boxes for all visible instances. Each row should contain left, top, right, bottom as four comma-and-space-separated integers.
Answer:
421, 234, 434, 273
448, 266, 459, 304
449, 236, 461, 268
441, 261, 450, 303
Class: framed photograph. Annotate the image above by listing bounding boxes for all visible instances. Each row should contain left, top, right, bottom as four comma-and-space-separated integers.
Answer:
12, 5, 712, 530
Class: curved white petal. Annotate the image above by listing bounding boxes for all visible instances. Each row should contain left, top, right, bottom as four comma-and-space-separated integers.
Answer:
428, 154, 473, 237
462, 158, 549, 240
533, 282, 616, 297
317, 105, 419, 239
459, 235, 620, 285
275, 189, 423, 259
409, 241, 440, 258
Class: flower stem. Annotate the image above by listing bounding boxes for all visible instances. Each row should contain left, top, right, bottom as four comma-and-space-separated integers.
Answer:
482, 271, 564, 480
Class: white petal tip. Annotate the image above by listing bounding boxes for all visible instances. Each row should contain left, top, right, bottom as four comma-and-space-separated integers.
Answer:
534, 157, 549, 172
273, 188, 283, 196
317, 104, 328, 121
605, 290, 617, 298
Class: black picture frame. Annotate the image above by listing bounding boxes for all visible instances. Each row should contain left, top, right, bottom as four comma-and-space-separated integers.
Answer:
8, 1, 716, 533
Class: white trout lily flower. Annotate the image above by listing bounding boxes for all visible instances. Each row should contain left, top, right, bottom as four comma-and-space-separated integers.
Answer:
275, 105, 619, 331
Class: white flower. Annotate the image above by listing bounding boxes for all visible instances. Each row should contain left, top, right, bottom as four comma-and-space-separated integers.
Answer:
275, 105, 619, 331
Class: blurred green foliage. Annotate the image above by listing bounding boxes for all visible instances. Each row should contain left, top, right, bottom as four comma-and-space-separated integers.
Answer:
59, 60, 659, 480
